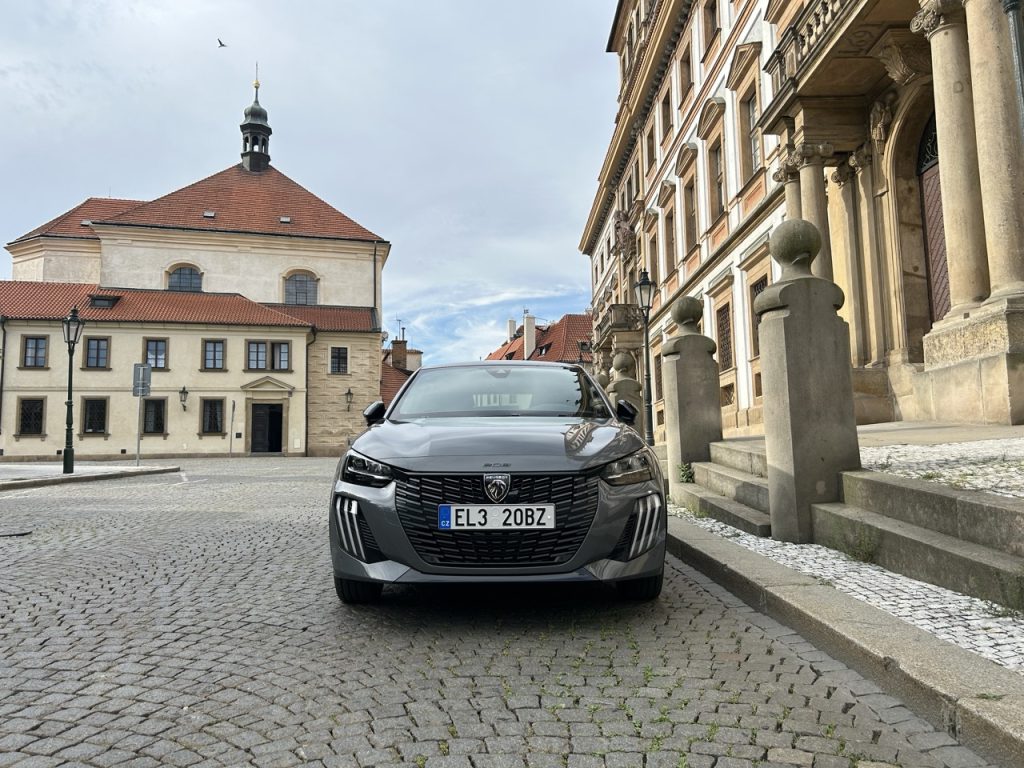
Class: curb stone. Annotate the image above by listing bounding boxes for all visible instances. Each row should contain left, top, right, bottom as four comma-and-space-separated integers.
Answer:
0, 465, 181, 491
665, 515, 1024, 767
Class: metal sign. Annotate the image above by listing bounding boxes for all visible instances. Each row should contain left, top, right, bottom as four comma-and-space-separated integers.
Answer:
132, 363, 152, 397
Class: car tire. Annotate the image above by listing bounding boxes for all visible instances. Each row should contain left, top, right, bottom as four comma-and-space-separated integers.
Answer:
334, 576, 383, 604
617, 570, 664, 601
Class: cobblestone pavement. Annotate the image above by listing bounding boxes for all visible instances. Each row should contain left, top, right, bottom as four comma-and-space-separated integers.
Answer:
860, 438, 1024, 498
1, 459, 1001, 767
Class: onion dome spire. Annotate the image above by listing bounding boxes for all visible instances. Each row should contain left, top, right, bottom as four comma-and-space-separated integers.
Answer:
240, 70, 272, 172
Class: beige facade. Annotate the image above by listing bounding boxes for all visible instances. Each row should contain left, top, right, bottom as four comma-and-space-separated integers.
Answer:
581, 0, 1024, 435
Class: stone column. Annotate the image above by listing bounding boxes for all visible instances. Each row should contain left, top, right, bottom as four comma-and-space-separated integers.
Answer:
753, 219, 861, 543
829, 161, 868, 366
661, 297, 723, 503
963, 0, 1024, 300
772, 152, 802, 220
849, 147, 889, 365
797, 142, 835, 282
911, 0, 990, 315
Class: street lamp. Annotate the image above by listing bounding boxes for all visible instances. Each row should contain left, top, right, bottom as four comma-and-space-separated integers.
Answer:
179, 386, 189, 411
345, 388, 354, 411
634, 270, 656, 446
61, 307, 85, 474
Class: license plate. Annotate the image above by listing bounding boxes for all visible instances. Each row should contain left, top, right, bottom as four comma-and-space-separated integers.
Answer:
438, 504, 555, 530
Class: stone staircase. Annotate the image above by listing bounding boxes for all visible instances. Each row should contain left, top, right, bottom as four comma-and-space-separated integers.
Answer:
668, 438, 1024, 610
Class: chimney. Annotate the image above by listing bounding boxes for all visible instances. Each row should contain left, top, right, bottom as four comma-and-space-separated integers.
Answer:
406, 349, 422, 371
391, 339, 408, 370
523, 314, 536, 360
507, 319, 517, 342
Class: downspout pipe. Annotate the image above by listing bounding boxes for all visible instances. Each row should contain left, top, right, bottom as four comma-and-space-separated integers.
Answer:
305, 324, 317, 457
1004, 0, 1024, 141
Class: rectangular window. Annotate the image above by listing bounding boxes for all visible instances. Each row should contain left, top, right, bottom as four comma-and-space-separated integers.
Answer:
648, 233, 659, 285
143, 399, 166, 434
203, 339, 225, 370
746, 94, 761, 173
201, 399, 225, 434
85, 338, 109, 369
684, 181, 698, 251
710, 142, 725, 219
247, 341, 267, 370
272, 342, 290, 371
704, 0, 719, 49
22, 337, 48, 368
645, 129, 656, 170
664, 210, 677, 268
18, 398, 44, 435
716, 303, 734, 370
750, 275, 769, 356
145, 338, 167, 369
660, 92, 672, 139
83, 398, 108, 434
654, 354, 664, 402
330, 347, 349, 375
679, 48, 692, 96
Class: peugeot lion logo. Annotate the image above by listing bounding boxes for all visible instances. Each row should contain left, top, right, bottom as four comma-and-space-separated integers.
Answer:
483, 473, 511, 503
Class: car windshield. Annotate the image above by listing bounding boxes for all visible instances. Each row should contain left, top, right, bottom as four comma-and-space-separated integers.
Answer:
390, 365, 612, 420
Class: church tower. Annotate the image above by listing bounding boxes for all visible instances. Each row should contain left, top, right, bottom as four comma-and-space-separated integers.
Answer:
240, 79, 272, 172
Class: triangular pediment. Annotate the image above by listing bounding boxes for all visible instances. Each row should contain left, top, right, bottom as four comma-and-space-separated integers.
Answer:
726, 43, 763, 91
241, 375, 295, 392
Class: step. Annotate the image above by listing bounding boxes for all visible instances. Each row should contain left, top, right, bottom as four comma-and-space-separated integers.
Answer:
693, 462, 770, 514
841, 470, 1024, 558
709, 440, 767, 478
812, 501, 1024, 610
674, 482, 771, 537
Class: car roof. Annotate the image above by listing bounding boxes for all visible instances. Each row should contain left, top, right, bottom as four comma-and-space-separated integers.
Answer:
416, 360, 582, 372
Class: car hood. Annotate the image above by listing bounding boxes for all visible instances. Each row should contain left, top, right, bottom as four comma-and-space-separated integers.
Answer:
351, 417, 646, 473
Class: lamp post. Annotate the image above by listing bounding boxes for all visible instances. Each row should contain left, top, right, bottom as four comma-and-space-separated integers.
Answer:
634, 270, 656, 446
61, 307, 85, 474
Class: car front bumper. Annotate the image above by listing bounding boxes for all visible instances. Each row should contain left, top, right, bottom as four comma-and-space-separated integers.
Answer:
329, 474, 666, 585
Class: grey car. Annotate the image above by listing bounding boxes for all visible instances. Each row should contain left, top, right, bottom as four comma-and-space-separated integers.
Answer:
328, 360, 666, 604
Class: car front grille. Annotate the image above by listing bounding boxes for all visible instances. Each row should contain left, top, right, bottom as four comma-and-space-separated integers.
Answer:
394, 473, 600, 567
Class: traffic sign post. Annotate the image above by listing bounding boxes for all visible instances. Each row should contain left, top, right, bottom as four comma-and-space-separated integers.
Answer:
133, 364, 152, 466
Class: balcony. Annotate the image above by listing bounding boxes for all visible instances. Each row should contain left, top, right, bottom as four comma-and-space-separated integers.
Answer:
595, 303, 644, 347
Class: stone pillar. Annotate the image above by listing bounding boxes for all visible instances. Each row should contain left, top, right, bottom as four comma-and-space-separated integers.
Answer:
797, 142, 835, 282
912, 0, 990, 315
607, 350, 643, 423
661, 297, 723, 502
772, 152, 802, 220
753, 219, 861, 543
963, 0, 1024, 300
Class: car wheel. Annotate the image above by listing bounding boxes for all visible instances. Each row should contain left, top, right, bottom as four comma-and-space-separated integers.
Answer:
617, 570, 664, 601
334, 576, 383, 604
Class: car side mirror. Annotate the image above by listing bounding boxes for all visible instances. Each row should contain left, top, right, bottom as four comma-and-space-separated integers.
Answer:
615, 399, 638, 425
363, 400, 386, 426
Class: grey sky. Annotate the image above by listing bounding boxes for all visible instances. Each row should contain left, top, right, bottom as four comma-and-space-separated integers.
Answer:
0, 0, 619, 364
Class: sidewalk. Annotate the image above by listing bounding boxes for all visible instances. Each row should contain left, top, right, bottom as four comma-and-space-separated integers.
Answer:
0, 461, 180, 491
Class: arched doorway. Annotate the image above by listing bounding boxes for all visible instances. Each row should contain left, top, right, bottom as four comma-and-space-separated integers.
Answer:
918, 114, 950, 323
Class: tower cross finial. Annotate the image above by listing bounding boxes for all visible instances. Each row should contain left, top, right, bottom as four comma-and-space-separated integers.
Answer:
253, 62, 260, 96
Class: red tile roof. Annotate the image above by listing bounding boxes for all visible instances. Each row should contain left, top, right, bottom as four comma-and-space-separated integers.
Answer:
380, 361, 412, 406
267, 304, 379, 332
9, 198, 144, 244
0, 281, 308, 328
486, 313, 593, 363
97, 165, 383, 242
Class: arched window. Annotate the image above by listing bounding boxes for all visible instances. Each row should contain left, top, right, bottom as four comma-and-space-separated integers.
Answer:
168, 266, 202, 292
284, 272, 318, 305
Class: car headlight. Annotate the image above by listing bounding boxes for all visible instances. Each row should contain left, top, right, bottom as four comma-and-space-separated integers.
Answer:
341, 451, 393, 488
601, 450, 655, 486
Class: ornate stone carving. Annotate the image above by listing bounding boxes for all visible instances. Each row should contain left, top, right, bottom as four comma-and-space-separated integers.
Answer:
613, 209, 636, 260
872, 29, 931, 84
830, 159, 855, 187
796, 142, 835, 166
869, 92, 898, 156
848, 145, 873, 173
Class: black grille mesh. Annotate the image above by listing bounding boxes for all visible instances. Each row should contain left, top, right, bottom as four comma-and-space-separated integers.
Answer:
394, 473, 599, 567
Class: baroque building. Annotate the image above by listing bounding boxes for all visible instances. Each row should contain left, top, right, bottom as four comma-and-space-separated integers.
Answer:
580, 0, 1024, 440
1, 83, 390, 459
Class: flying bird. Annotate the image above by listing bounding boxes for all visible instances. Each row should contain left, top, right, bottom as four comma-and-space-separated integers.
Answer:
217, 38, 227, 48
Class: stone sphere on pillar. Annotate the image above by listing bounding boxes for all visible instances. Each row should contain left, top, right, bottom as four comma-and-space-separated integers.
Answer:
671, 296, 704, 333
611, 351, 636, 378
770, 219, 821, 281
